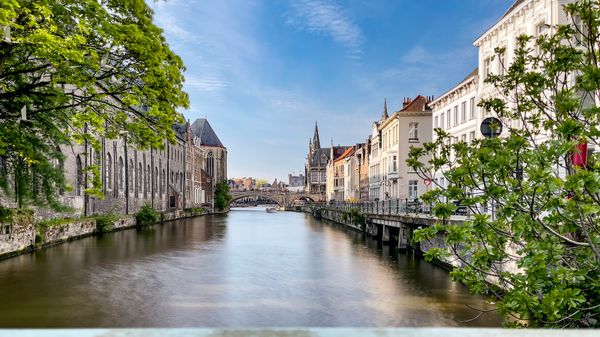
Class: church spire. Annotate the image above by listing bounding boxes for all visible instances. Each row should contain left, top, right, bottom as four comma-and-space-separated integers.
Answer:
382, 97, 388, 120
313, 121, 321, 149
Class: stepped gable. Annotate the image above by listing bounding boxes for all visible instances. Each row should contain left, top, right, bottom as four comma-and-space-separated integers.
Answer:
190, 118, 224, 147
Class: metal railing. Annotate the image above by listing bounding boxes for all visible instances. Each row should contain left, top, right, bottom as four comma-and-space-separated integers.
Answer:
324, 199, 433, 216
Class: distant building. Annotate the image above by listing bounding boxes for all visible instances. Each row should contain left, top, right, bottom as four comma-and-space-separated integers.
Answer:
288, 173, 305, 188
305, 122, 348, 195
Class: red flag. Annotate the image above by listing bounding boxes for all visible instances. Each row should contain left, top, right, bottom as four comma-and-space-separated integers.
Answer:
571, 142, 588, 168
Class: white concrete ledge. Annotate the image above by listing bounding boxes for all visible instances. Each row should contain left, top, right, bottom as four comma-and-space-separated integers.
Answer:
0, 328, 598, 337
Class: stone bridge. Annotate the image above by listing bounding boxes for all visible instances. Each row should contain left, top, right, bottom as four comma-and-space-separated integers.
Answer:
229, 191, 323, 207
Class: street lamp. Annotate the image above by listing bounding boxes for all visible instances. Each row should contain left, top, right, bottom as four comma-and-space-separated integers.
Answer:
480, 117, 503, 220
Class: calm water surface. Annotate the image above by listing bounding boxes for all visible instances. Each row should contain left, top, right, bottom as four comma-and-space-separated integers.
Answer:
0, 208, 501, 327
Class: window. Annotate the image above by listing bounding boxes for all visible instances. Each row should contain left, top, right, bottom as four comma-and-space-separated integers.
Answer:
311, 171, 318, 182
106, 152, 112, 191
446, 110, 451, 128
137, 163, 142, 196
469, 131, 476, 142
408, 180, 418, 200
453, 106, 458, 126
409, 122, 419, 141
434, 116, 438, 128
461, 102, 466, 123
129, 159, 134, 195
469, 97, 476, 119
390, 155, 397, 173
207, 152, 214, 177
118, 157, 124, 194
440, 113, 445, 130
461, 134, 466, 143
484, 57, 492, 79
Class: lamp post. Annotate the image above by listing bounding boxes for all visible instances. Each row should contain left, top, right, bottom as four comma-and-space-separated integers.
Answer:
480, 117, 503, 220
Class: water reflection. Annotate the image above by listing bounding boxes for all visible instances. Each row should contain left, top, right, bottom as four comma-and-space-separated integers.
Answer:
0, 207, 501, 327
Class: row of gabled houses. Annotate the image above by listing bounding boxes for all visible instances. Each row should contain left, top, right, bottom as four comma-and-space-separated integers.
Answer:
306, 0, 581, 203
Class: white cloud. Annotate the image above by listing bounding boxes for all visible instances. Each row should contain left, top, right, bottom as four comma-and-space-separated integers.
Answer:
286, 0, 364, 58
185, 75, 228, 93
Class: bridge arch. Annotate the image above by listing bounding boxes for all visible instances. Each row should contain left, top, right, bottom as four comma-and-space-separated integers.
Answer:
229, 194, 283, 207
289, 195, 315, 204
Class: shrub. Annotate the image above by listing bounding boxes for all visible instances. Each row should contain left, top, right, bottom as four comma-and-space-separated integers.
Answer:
94, 213, 119, 233
135, 204, 159, 226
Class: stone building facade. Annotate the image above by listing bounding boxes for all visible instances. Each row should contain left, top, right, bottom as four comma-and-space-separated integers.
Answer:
0, 117, 226, 218
305, 122, 348, 196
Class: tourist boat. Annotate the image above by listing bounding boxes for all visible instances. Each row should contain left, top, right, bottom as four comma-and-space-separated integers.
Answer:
266, 207, 277, 213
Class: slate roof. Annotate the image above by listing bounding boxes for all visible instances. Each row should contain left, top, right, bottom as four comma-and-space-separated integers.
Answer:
309, 146, 348, 167
191, 118, 224, 147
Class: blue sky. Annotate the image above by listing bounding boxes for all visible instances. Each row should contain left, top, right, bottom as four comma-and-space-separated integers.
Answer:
149, 0, 513, 182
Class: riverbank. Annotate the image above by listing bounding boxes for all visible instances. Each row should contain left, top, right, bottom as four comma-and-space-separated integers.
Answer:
0, 207, 216, 261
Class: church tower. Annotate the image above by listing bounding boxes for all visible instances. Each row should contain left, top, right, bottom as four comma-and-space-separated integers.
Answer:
382, 98, 388, 121
312, 121, 321, 151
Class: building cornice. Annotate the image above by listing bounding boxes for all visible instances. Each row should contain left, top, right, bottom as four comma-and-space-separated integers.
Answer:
474, 0, 536, 47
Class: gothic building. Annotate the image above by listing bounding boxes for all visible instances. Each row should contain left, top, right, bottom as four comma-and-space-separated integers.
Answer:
305, 122, 348, 195
187, 118, 227, 207
0, 117, 226, 218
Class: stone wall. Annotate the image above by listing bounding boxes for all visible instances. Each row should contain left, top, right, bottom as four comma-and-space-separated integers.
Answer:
0, 208, 210, 260
0, 209, 35, 257
42, 219, 96, 246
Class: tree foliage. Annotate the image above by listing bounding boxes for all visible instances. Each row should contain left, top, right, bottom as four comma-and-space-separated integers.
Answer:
408, 0, 600, 327
0, 0, 189, 207
214, 181, 231, 211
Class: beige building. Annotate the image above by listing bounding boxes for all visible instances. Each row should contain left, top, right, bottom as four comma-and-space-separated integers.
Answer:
377, 95, 433, 201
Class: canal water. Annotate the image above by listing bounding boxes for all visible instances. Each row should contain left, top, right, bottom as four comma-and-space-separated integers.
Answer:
0, 208, 501, 327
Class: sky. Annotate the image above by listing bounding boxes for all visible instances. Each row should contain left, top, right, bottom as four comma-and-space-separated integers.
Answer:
148, 0, 513, 182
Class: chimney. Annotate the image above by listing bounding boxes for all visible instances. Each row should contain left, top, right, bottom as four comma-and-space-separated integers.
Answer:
402, 97, 413, 109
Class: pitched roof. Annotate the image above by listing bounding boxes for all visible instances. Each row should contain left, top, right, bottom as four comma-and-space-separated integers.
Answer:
190, 118, 224, 147
334, 146, 355, 163
400, 95, 432, 113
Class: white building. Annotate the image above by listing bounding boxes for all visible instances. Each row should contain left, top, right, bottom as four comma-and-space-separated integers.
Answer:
368, 100, 387, 200
475, 0, 574, 135
429, 68, 479, 190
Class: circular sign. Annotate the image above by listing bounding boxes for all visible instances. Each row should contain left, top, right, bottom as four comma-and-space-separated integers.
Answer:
480, 117, 503, 138
424, 178, 432, 186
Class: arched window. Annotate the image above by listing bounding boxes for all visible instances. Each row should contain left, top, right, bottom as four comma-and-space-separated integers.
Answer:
154, 167, 158, 196
106, 152, 112, 191
118, 157, 124, 194
76, 155, 83, 196
207, 152, 214, 177
180, 172, 183, 191
145, 164, 150, 196
129, 159, 134, 194
137, 162, 142, 197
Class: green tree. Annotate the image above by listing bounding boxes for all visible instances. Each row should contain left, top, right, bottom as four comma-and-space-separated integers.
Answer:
0, 0, 189, 207
214, 181, 232, 211
408, 0, 600, 327
255, 179, 269, 189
